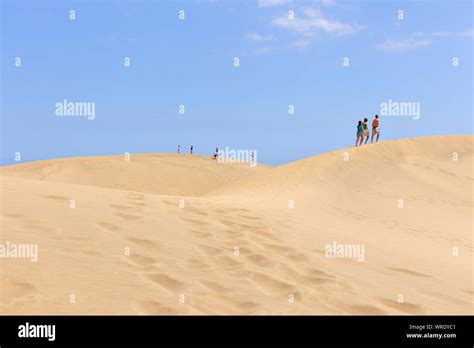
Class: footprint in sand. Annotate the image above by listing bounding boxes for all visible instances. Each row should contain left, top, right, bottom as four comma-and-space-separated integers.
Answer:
303, 268, 336, 279
132, 300, 176, 314
377, 298, 425, 314
161, 200, 177, 207
115, 213, 141, 221
186, 207, 209, 217
196, 244, 224, 256
39, 195, 70, 202
108, 204, 134, 211
97, 222, 121, 232
144, 273, 185, 292
239, 214, 264, 222
387, 267, 433, 278
260, 242, 293, 254
285, 252, 310, 262
198, 280, 231, 293
248, 228, 279, 241
311, 248, 326, 256
124, 253, 156, 267
245, 253, 276, 268
214, 255, 241, 270
248, 272, 296, 295
211, 208, 231, 214
219, 229, 246, 239
345, 304, 387, 314
236, 300, 262, 312
181, 217, 208, 226
212, 207, 251, 214
126, 192, 145, 198
183, 257, 211, 270
0, 276, 37, 301
277, 263, 336, 285
128, 237, 160, 248
230, 221, 256, 230
128, 201, 146, 207
190, 229, 213, 238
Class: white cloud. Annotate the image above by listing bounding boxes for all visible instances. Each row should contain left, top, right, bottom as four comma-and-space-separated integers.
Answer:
377, 29, 472, 53
377, 38, 431, 52
272, 7, 363, 36
258, 0, 292, 8
432, 28, 474, 38
246, 32, 277, 41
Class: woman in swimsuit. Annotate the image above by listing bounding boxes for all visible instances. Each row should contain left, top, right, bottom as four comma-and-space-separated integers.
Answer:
363, 118, 369, 144
356, 120, 364, 147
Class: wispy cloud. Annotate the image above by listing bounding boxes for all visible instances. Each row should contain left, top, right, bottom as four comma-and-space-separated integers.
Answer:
377, 28, 473, 53
272, 7, 363, 36
246, 32, 277, 41
376, 38, 431, 52
254, 2, 362, 51
432, 28, 474, 38
258, 0, 292, 8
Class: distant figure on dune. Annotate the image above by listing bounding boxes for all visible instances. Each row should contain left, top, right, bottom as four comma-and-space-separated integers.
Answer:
212, 147, 218, 160
363, 118, 370, 144
356, 120, 364, 146
371, 115, 380, 143
177, 145, 181, 154
190, 145, 193, 154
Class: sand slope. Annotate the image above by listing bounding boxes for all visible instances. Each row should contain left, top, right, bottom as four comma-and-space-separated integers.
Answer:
1, 136, 473, 314
0, 154, 269, 196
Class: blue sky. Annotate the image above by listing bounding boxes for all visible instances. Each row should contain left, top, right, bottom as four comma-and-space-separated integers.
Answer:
1, 0, 472, 166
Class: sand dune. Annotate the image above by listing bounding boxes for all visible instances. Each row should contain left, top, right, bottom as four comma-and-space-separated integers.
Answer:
1, 135, 473, 314
0, 154, 269, 196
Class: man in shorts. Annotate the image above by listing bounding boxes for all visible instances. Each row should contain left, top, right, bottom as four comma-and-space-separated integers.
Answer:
371, 115, 380, 143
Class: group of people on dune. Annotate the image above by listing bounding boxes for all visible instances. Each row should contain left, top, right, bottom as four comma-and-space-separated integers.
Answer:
176, 117, 379, 155
177, 144, 193, 154
356, 115, 380, 146
176, 145, 219, 160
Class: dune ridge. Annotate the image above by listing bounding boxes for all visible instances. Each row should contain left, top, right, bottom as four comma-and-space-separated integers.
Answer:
1, 135, 473, 314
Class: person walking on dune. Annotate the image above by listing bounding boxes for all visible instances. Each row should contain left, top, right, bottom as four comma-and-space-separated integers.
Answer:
371, 115, 380, 143
190, 145, 193, 154
356, 120, 364, 147
362, 118, 370, 144
177, 145, 181, 154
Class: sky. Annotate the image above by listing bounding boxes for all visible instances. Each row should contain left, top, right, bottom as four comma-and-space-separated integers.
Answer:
1, 0, 473, 166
